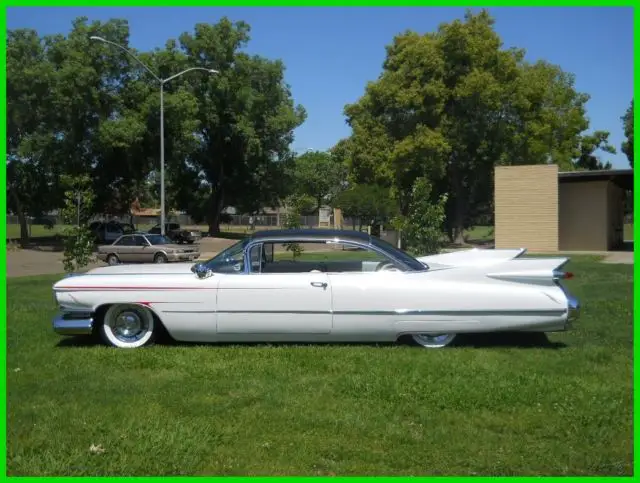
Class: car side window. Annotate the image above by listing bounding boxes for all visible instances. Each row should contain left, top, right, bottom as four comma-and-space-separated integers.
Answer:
253, 241, 402, 274
114, 236, 132, 246
133, 235, 148, 246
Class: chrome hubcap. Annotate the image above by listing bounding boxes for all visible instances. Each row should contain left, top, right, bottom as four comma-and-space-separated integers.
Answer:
414, 333, 455, 347
112, 310, 148, 342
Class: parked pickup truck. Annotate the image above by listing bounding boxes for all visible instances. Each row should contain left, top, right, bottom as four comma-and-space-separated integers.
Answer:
148, 222, 202, 244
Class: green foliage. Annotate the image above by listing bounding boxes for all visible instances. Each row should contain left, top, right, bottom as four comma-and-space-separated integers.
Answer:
59, 175, 96, 273
574, 131, 615, 170
291, 150, 347, 213
281, 194, 310, 258
621, 100, 633, 167
173, 19, 306, 232
334, 184, 398, 228
7, 16, 306, 236
393, 178, 447, 255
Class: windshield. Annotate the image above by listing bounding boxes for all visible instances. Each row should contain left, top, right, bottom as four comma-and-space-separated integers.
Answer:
370, 236, 428, 271
200, 240, 248, 273
146, 234, 172, 245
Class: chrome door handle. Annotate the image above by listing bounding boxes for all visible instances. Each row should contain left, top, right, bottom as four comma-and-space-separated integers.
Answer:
310, 282, 328, 288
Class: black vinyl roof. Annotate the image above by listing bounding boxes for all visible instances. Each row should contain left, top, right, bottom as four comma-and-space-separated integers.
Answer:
248, 228, 373, 244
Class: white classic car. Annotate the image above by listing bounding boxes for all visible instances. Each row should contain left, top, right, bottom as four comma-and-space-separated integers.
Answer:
51, 229, 580, 349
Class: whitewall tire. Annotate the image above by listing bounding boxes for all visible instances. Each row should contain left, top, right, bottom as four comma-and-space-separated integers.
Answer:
100, 304, 156, 348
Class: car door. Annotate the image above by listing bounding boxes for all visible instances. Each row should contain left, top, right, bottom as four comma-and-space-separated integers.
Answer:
130, 235, 151, 263
323, 241, 408, 340
113, 235, 136, 262
216, 242, 333, 334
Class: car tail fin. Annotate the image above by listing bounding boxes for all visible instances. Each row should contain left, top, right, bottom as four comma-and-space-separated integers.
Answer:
485, 257, 571, 286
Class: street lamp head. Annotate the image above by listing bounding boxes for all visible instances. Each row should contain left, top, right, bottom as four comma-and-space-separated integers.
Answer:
90, 36, 106, 42
209, 69, 219, 74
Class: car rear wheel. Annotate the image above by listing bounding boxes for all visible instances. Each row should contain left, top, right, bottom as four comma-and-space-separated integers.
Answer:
106, 254, 119, 265
100, 304, 156, 348
411, 333, 457, 349
154, 253, 168, 263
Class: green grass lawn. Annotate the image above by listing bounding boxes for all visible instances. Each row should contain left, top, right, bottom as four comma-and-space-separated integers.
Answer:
6, 256, 632, 476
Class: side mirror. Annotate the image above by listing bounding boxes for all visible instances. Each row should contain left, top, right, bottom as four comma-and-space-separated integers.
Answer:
191, 262, 212, 279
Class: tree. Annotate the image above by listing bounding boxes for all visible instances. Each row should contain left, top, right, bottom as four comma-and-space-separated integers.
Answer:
291, 150, 346, 215
622, 100, 634, 167
7, 17, 306, 238
574, 131, 615, 170
59, 174, 97, 273
393, 178, 448, 255
171, 19, 306, 234
333, 184, 398, 230
340, 9, 610, 244
7, 18, 149, 243
7, 28, 57, 246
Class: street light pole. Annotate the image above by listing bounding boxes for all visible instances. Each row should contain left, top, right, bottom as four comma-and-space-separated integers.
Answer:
90, 36, 218, 236
159, 81, 165, 237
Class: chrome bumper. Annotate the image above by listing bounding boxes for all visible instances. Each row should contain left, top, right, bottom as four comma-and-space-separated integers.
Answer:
556, 283, 580, 328
53, 312, 94, 335
567, 293, 580, 323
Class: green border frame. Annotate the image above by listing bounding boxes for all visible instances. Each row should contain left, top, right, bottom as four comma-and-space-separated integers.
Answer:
2, 2, 636, 479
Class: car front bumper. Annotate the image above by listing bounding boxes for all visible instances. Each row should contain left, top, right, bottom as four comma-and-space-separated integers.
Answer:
53, 311, 94, 335
168, 252, 200, 262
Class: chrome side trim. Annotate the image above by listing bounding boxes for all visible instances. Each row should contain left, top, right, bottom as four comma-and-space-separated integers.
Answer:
174, 308, 567, 316
53, 312, 94, 335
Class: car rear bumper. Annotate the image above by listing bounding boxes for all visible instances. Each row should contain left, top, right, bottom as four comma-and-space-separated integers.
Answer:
556, 283, 580, 328
53, 311, 94, 335
566, 292, 580, 324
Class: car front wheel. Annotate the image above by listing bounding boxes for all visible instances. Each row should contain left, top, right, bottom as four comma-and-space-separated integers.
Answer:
100, 304, 156, 348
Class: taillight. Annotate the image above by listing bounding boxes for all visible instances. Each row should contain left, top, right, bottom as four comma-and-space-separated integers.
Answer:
553, 270, 574, 280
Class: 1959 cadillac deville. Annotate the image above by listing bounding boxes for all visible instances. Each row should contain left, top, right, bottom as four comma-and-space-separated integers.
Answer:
51, 228, 580, 349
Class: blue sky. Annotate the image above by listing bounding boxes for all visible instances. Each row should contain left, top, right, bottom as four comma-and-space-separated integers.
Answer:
7, 7, 634, 168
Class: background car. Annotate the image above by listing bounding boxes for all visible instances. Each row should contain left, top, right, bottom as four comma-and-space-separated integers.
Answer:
148, 222, 201, 244
96, 233, 201, 265
90, 220, 136, 244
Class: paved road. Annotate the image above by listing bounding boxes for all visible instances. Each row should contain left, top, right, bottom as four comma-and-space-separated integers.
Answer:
602, 252, 634, 264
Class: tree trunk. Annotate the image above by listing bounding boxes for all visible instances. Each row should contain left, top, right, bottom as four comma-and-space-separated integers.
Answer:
206, 187, 225, 236
451, 188, 467, 245
449, 161, 467, 245
10, 188, 29, 248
